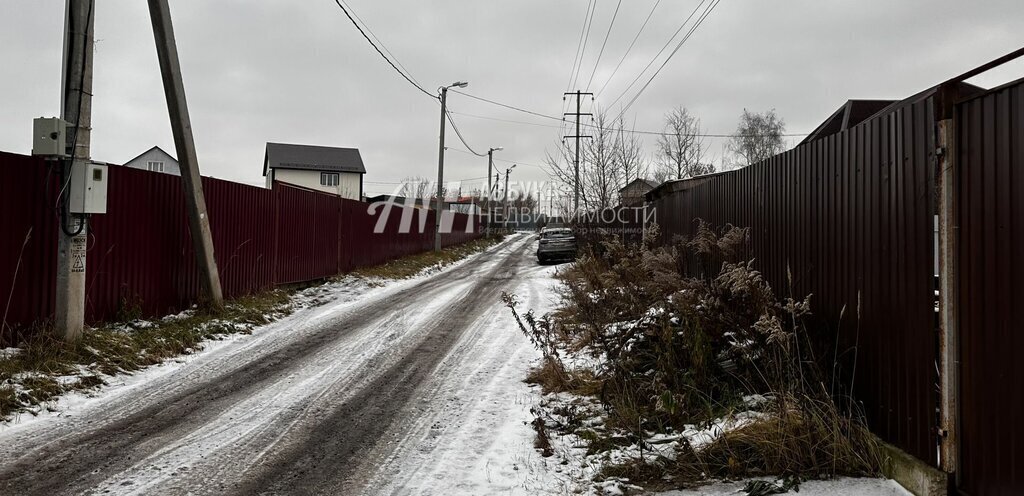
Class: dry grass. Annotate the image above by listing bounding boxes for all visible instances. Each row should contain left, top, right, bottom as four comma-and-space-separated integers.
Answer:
508, 223, 883, 490
351, 235, 504, 280
0, 290, 291, 420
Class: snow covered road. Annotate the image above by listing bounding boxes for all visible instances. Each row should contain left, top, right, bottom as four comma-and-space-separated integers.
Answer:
0, 234, 562, 495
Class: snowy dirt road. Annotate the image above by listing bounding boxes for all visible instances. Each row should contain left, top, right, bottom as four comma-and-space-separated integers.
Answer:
0, 234, 563, 495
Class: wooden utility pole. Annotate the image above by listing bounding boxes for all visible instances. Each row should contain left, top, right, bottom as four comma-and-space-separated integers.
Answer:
56, 0, 94, 342
148, 0, 223, 309
563, 90, 592, 217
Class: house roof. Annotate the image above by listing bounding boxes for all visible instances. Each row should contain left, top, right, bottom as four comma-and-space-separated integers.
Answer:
263, 142, 366, 176
796, 100, 896, 146
123, 145, 177, 166
645, 170, 730, 202
619, 178, 659, 193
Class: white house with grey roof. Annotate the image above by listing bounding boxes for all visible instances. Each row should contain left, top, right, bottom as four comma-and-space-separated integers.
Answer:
123, 145, 181, 176
263, 142, 365, 200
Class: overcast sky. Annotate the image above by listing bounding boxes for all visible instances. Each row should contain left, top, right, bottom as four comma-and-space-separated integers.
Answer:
2, 1, 1021, 197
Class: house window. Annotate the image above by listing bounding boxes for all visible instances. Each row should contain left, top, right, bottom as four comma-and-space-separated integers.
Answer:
321, 172, 340, 186
147, 161, 164, 172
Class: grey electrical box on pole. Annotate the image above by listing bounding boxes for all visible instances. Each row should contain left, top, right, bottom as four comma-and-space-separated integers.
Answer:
148, 0, 224, 309
32, 117, 68, 157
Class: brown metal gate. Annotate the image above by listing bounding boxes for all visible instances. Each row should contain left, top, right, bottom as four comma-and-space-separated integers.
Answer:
956, 76, 1024, 496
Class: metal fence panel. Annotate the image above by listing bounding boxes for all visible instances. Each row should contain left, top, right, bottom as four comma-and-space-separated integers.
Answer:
0, 153, 58, 342
0, 155, 482, 340
649, 98, 938, 464
956, 78, 1024, 496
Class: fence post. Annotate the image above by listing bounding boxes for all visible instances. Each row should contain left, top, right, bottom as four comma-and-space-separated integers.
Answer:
936, 112, 959, 476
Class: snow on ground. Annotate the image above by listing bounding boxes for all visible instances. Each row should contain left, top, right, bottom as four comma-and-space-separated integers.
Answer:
0, 233, 913, 496
363, 258, 572, 495
0, 235, 516, 436
658, 478, 911, 496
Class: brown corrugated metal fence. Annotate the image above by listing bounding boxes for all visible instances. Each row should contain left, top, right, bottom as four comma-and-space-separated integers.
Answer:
955, 77, 1024, 496
0, 155, 482, 341
649, 96, 939, 465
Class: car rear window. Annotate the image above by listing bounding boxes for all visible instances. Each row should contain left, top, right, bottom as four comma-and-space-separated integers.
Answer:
543, 229, 573, 238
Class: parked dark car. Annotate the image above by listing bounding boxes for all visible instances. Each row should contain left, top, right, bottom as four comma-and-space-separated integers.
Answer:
537, 227, 577, 263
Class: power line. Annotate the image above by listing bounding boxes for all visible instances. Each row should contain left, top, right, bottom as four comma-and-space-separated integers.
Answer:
565, 0, 594, 95
331, 0, 436, 99
340, 0, 422, 89
562, 0, 596, 135
571, 1, 598, 92
444, 109, 487, 156
585, 0, 623, 91
614, 0, 724, 121
451, 90, 563, 122
448, 147, 553, 175
595, 0, 661, 98
448, 108, 808, 138
604, 0, 708, 111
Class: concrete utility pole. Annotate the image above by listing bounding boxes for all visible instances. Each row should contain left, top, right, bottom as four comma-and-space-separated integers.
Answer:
148, 0, 223, 309
563, 90, 593, 218
485, 146, 502, 237
434, 81, 468, 251
56, 0, 94, 342
502, 164, 516, 230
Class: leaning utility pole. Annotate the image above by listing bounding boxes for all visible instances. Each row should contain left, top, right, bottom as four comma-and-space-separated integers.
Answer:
563, 90, 593, 218
56, 0, 95, 342
148, 0, 223, 309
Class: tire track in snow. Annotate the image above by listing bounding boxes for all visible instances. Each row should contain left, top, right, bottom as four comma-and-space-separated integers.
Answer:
233, 236, 537, 495
0, 235, 532, 495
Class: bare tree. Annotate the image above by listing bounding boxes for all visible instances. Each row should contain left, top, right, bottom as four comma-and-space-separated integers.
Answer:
728, 108, 786, 167
544, 109, 623, 213
399, 176, 433, 200
398, 176, 454, 202
657, 106, 712, 180
581, 110, 621, 211
614, 116, 649, 187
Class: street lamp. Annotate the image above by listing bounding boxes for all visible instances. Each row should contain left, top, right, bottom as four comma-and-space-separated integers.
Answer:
435, 81, 469, 252
502, 164, 517, 230
486, 146, 503, 236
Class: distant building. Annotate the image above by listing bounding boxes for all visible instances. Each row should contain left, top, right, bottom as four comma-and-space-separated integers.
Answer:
449, 197, 480, 215
123, 145, 180, 176
263, 142, 365, 200
619, 178, 658, 207
365, 194, 433, 209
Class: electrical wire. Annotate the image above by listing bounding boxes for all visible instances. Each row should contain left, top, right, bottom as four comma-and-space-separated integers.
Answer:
562, 0, 595, 134
584, 0, 623, 91
595, 0, 661, 97
451, 90, 563, 122
571, 1, 598, 92
444, 110, 487, 156
604, 0, 708, 112
613, 0, 723, 121
448, 109, 808, 138
332, 0, 436, 100
564, 0, 594, 95
447, 147, 553, 174
340, 0, 423, 89
57, 0, 95, 238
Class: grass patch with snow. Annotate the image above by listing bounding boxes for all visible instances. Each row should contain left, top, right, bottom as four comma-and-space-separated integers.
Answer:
505, 223, 882, 494
352, 235, 505, 281
0, 290, 292, 420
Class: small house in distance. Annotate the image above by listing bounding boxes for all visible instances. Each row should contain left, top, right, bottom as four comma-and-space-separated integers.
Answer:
123, 145, 180, 175
263, 142, 365, 200
619, 178, 658, 207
